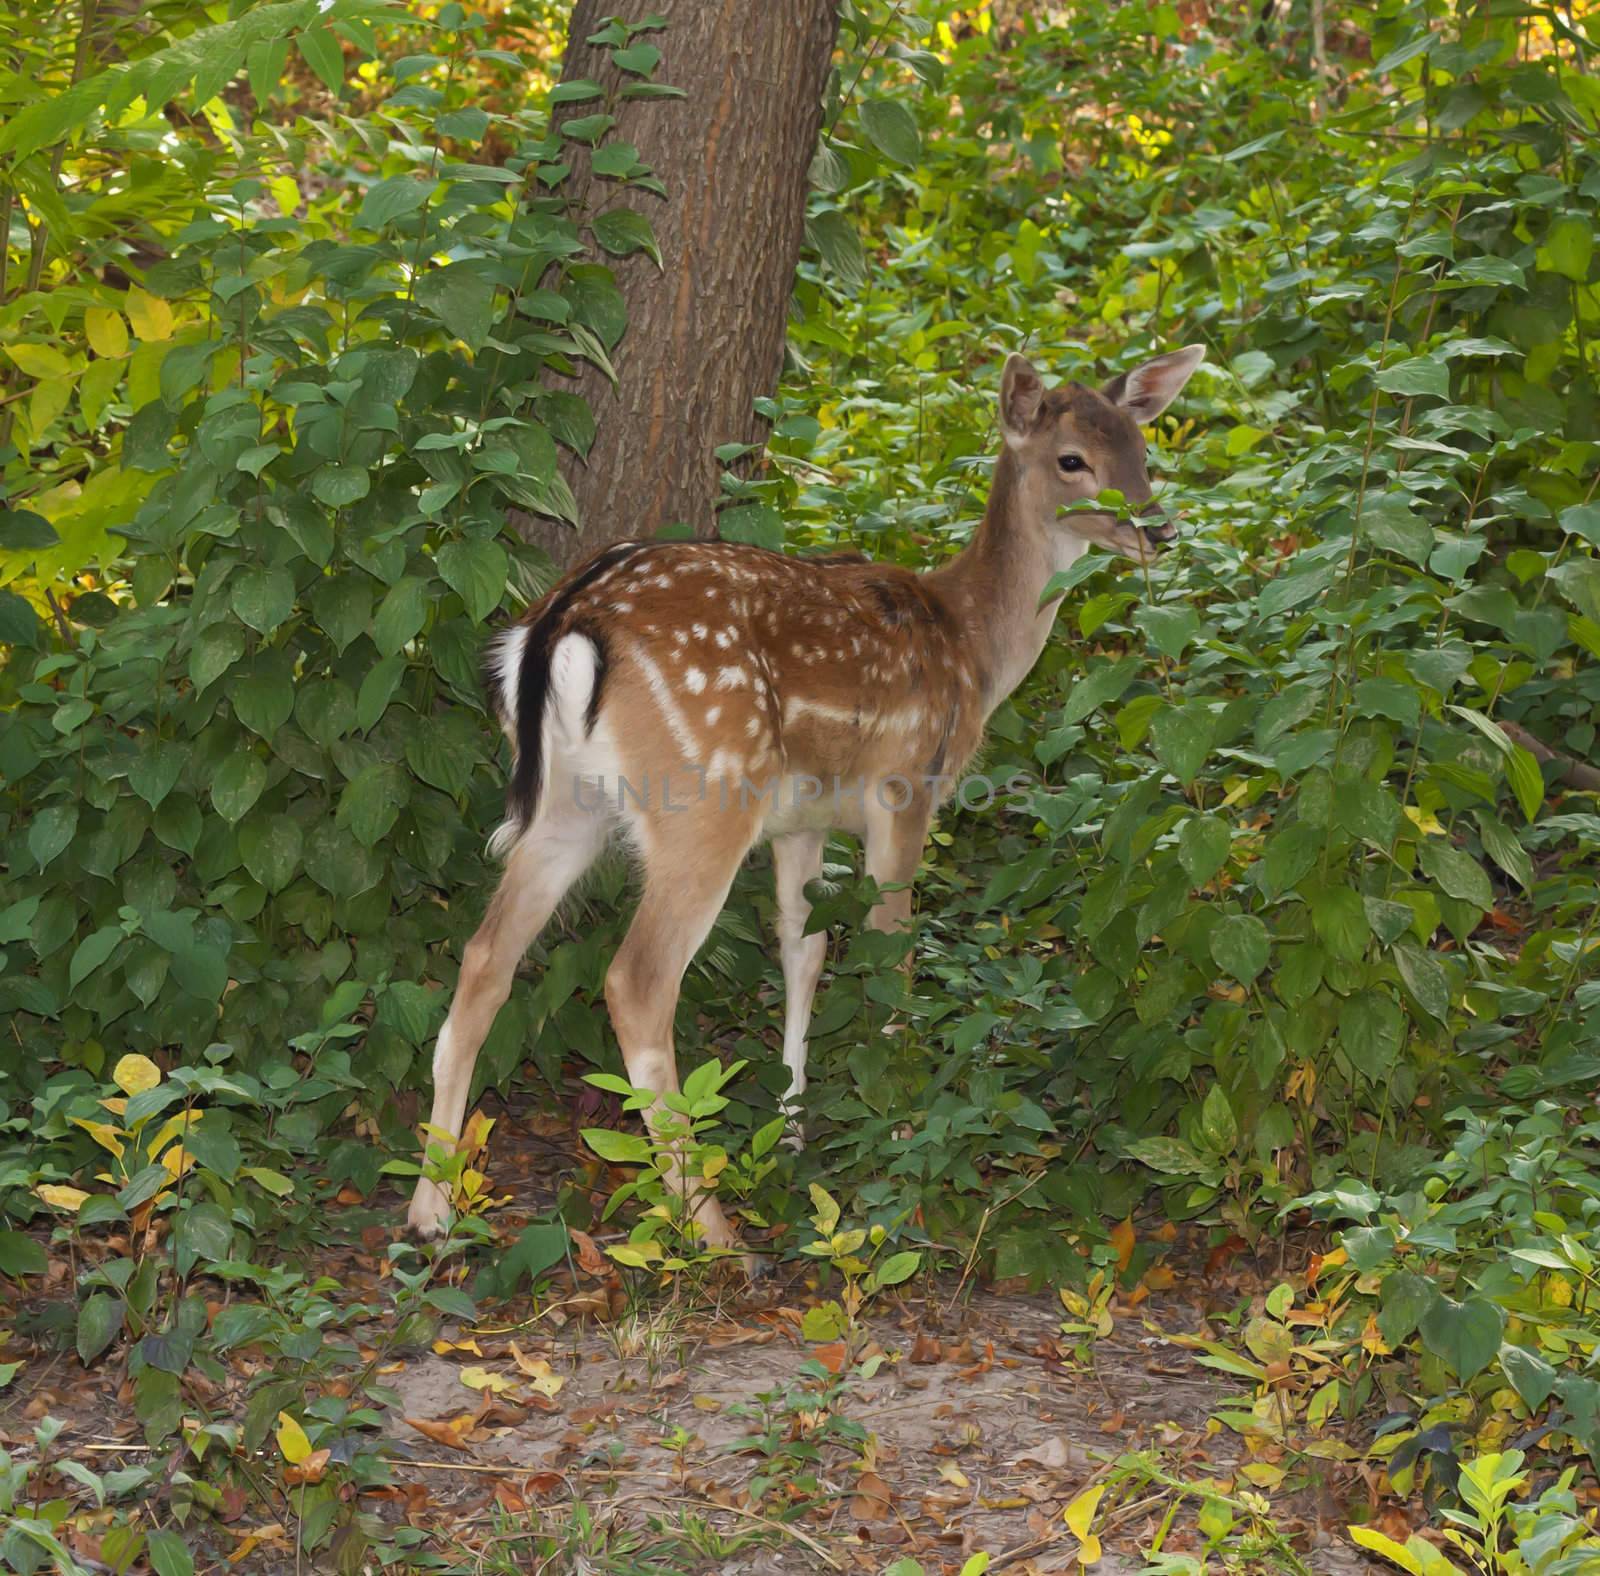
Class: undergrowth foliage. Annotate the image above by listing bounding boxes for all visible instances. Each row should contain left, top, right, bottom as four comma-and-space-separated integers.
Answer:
1, 0, 1599, 1567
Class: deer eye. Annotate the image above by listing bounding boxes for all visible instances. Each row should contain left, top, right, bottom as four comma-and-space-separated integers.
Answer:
1058, 454, 1087, 474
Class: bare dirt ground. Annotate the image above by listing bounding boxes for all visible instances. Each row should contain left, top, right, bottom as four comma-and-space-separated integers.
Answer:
379, 1275, 1378, 1573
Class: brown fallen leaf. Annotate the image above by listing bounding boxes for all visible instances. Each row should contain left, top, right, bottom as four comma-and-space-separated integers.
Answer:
910, 1331, 942, 1364
1011, 1435, 1095, 1472
811, 1340, 847, 1375
404, 1413, 478, 1451
1109, 1217, 1136, 1271
283, 1447, 331, 1486
570, 1229, 607, 1277
851, 1469, 893, 1521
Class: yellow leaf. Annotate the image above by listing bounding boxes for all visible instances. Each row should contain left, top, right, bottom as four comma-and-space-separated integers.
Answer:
26, 377, 73, 440
1349, 1527, 1425, 1574
160, 1143, 196, 1180
432, 1338, 483, 1357
275, 1412, 311, 1465
7, 342, 72, 379
270, 174, 300, 216
125, 288, 174, 342
1064, 1483, 1105, 1560
459, 1366, 517, 1394
938, 1461, 970, 1488
72, 1118, 125, 1159
239, 1166, 294, 1198
146, 1110, 203, 1161
36, 1184, 90, 1212
112, 1054, 162, 1097
84, 308, 129, 359
508, 1342, 565, 1397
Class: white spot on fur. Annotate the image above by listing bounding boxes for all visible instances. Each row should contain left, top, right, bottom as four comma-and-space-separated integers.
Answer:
705, 705, 721, 725
715, 665, 749, 690
685, 667, 706, 694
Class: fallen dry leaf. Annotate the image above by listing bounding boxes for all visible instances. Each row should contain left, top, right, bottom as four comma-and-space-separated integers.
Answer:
1011, 1435, 1096, 1473
404, 1413, 478, 1451
851, 1469, 893, 1521
910, 1331, 942, 1364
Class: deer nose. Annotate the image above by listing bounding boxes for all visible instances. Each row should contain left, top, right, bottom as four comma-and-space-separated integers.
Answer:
1137, 502, 1178, 547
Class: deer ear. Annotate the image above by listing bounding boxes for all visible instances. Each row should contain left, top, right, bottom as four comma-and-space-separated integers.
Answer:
1104, 344, 1206, 422
999, 354, 1045, 444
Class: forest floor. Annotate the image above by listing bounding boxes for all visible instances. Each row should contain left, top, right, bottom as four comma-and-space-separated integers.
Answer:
4, 1096, 1389, 1575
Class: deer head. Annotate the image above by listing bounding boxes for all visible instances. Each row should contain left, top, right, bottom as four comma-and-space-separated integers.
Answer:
998, 345, 1206, 566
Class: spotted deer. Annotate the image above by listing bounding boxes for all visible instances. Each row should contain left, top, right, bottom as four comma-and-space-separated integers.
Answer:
407, 345, 1205, 1264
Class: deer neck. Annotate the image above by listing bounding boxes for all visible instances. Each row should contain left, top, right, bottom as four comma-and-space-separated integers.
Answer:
927, 445, 1083, 714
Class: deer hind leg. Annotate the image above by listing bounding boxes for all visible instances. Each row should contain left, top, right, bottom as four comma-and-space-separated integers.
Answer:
408, 808, 608, 1237
772, 830, 827, 1148
604, 809, 761, 1263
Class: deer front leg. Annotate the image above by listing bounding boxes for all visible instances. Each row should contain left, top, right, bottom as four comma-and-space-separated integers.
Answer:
864, 790, 933, 937
772, 830, 827, 1148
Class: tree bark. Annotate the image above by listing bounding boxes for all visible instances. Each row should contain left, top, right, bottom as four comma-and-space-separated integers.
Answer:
522, 0, 840, 568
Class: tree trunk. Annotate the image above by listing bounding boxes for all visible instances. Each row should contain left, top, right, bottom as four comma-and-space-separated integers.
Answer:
521, 0, 840, 568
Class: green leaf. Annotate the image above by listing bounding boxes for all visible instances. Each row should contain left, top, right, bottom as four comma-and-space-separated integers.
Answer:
591, 208, 661, 265
0, 1230, 47, 1277
1417, 842, 1492, 908
718, 504, 784, 550
1374, 355, 1449, 400
416, 263, 498, 350
360, 174, 432, 230
859, 97, 921, 166
1377, 1269, 1435, 1347
1505, 745, 1543, 824
582, 1128, 653, 1165
1210, 914, 1269, 985
436, 539, 508, 625
303, 822, 384, 899
1362, 495, 1434, 565
211, 753, 267, 823
230, 566, 295, 634
1199, 1085, 1239, 1154
1394, 941, 1450, 1021
870, 1250, 920, 1289
0, 508, 60, 550
311, 463, 370, 508
239, 814, 302, 894
1178, 815, 1230, 884
1135, 604, 1201, 661
1418, 1293, 1503, 1381
1123, 1136, 1207, 1175
1540, 214, 1593, 281
1499, 1343, 1557, 1411
296, 24, 343, 93
28, 803, 78, 869
611, 41, 661, 75
373, 577, 430, 656
358, 653, 407, 732
1339, 992, 1404, 1082
1260, 822, 1321, 899
1311, 887, 1369, 962
146, 1529, 195, 1576
128, 738, 185, 809
70, 926, 122, 988
338, 763, 407, 848
77, 1293, 126, 1364
1150, 703, 1214, 784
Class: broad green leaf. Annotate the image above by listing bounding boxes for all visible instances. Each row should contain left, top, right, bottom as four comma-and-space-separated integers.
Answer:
1339, 992, 1404, 1082
211, 754, 267, 823
1179, 815, 1230, 884
436, 539, 509, 625
1210, 913, 1269, 985
373, 577, 430, 656
1418, 1293, 1503, 1381
1311, 886, 1369, 962
859, 97, 922, 166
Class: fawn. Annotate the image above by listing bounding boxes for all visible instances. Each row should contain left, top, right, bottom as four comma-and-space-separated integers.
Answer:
407, 345, 1205, 1265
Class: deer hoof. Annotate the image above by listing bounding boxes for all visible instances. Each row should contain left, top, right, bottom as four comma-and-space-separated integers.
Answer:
406, 1180, 452, 1239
